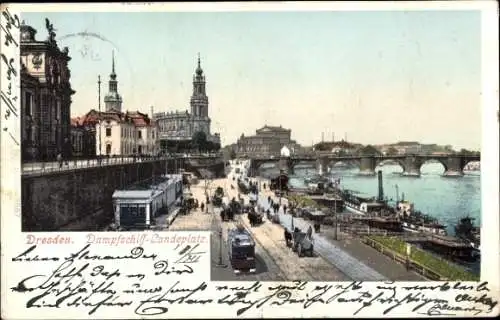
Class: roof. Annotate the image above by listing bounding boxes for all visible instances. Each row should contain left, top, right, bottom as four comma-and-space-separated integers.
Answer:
256, 125, 290, 133
70, 117, 81, 127
112, 190, 161, 199
228, 229, 254, 246
75, 108, 156, 127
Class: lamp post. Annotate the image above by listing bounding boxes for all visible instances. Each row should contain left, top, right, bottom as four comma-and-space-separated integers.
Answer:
333, 199, 338, 240
215, 225, 227, 268
279, 170, 282, 206
97, 75, 102, 162
405, 243, 411, 270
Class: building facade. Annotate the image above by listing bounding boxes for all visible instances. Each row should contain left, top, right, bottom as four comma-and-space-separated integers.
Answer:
73, 54, 158, 157
154, 55, 221, 152
128, 111, 158, 155
20, 20, 75, 161
70, 118, 85, 157
236, 125, 301, 156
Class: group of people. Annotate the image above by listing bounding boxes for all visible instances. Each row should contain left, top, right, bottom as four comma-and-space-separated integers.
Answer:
267, 196, 287, 215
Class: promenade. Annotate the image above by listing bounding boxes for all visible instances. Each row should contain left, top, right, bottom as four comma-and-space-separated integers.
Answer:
256, 176, 426, 281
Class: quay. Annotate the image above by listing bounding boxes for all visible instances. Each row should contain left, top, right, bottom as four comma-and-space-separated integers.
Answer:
165, 160, 426, 281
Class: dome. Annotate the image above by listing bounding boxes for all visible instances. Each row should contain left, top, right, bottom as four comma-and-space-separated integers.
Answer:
196, 65, 203, 75
280, 146, 290, 157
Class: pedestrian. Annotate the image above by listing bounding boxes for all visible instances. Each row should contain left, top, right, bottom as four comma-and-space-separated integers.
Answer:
283, 204, 287, 214
57, 153, 63, 168
63, 138, 71, 166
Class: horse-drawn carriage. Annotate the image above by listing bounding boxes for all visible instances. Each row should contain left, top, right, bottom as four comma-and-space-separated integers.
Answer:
212, 187, 224, 207
247, 207, 263, 226
229, 198, 242, 214
284, 225, 314, 257
220, 204, 235, 221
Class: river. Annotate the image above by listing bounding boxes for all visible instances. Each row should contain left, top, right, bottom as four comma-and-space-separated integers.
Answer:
260, 162, 481, 235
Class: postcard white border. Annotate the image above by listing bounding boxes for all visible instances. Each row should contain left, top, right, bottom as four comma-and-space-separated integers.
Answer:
1, 1, 499, 319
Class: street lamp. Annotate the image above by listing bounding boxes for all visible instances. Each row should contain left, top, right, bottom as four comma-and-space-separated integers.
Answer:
406, 243, 412, 270
97, 75, 102, 163
215, 226, 227, 268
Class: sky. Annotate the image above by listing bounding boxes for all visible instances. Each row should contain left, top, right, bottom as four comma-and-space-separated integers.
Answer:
23, 10, 482, 150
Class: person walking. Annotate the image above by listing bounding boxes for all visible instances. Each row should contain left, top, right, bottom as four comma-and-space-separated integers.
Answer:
57, 153, 63, 168
63, 138, 71, 166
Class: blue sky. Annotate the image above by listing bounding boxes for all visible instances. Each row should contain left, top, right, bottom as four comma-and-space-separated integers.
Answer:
23, 10, 481, 149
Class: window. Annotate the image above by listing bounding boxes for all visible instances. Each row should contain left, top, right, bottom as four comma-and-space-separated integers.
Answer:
25, 91, 32, 116
106, 144, 111, 155
106, 128, 111, 137
138, 130, 142, 139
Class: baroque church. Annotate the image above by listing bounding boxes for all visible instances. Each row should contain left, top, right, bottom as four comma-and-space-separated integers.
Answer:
153, 54, 220, 152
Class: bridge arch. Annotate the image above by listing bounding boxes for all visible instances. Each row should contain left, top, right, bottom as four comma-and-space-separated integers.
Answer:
462, 159, 480, 173
326, 158, 360, 170
419, 158, 448, 175
374, 159, 406, 173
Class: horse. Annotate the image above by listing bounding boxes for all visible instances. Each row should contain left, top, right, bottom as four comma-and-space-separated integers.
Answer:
284, 228, 293, 247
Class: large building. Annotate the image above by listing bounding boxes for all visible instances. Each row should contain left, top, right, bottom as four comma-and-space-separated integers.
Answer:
236, 125, 301, 156
153, 55, 220, 152
71, 54, 158, 157
20, 19, 75, 161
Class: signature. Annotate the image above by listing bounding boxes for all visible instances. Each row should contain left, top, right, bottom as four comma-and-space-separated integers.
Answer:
1, 7, 20, 145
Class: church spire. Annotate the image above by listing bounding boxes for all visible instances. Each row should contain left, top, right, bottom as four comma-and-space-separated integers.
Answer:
104, 50, 122, 112
195, 53, 203, 76
110, 50, 116, 80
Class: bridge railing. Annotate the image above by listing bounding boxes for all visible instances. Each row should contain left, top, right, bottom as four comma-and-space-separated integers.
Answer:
21, 154, 221, 176
244, 152, 480, 160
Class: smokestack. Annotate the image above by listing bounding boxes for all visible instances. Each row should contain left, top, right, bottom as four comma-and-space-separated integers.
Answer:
322, 132, 324, 142
377, 170, 384, 202
332, 132, 335, 142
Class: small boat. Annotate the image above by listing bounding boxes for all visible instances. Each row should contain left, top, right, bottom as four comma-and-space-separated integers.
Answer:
455, 216, 481, 251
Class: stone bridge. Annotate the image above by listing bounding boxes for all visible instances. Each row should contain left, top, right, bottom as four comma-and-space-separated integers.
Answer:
248, 153, 480, 177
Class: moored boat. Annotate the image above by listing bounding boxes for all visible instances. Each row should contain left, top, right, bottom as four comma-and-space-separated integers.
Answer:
395, 200, 447, 236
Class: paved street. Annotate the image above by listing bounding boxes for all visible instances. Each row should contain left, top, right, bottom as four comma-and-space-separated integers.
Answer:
167, 177, 350, 281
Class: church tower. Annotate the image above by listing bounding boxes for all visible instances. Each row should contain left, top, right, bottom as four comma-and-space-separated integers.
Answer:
190, 53, 209, 118
104, 51, 123, 112
190, 53, 210, 136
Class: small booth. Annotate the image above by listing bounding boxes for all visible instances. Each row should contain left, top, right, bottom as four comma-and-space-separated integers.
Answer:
112, 189, 166, 230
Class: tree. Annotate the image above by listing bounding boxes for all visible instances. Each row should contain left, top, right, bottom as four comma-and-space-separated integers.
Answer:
386, 147, 399, 156
191, 131, 208, 152
359, 145, 382, 156
229, 149, 236, 159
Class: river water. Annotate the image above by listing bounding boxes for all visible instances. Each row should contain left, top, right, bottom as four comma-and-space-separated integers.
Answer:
260, 162, 481, 235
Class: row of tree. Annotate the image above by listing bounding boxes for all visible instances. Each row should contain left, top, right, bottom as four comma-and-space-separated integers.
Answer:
191, 131, 221, 152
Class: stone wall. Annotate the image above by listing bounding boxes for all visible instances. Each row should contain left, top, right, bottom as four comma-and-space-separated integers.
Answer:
21, 157, 226, 232
22, 159, 175, 232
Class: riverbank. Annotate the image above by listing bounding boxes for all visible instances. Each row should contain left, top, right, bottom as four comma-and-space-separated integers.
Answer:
255, 175, 478, 281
